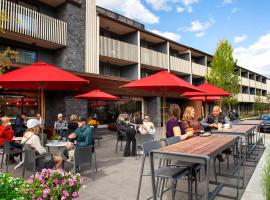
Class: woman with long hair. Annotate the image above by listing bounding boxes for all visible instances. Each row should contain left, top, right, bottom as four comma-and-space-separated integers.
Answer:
181, 106, 201, 134
166, 104, 193, 140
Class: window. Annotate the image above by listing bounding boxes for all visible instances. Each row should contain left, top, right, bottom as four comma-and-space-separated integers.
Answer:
17, 48, 37, 64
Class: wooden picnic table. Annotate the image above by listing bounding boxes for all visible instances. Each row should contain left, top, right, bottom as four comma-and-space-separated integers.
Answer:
150, 134, 241, 200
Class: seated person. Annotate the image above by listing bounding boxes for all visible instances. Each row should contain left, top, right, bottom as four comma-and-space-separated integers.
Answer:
181, 106, 201, 134
21, 119, 63, 169
67, 114, 78, 135
75, 117, 93, 147
139, 115, 156, 138
54, 113, 68, 139
14, 113, 27, 137
200, 106, 230, 132
166, 104, 194, 140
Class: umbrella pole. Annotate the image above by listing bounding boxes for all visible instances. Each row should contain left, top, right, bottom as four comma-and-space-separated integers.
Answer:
162, 96, 166, 138
40, 88, 45, 142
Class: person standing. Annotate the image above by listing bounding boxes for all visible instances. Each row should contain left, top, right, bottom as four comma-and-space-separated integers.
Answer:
54, 113, 68, 139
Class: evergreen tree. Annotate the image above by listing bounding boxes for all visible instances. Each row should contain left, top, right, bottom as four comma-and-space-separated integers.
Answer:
206, 40, 239, 106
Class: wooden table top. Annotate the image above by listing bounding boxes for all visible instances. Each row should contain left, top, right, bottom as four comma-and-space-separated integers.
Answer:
158, 134, 238, 157
237, 120, 263, 125
212, 124, 256, 134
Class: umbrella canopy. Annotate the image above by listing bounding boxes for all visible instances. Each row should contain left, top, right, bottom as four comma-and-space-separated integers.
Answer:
75, 90, 119, 101
0, 62, 88, 90
181, 82, 230, 97
120, 70, 202, 93
189, 96, 222, 102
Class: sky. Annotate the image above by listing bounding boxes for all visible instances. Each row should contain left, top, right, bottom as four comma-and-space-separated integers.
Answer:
96, 0, 270, 77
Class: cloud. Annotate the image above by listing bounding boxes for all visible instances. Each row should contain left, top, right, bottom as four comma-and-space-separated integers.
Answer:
145, 0, 180, 11
195, 32, 205, 37
234, 35, 247, 43
176, 6, 185, 13
234, 33, 270, 77
182, 0, 198, 6
223, 0, 234, 4
96, 0, 159, 24
231, 7, 239, 13
151, 29, 182, 41
183, 18, 215, 32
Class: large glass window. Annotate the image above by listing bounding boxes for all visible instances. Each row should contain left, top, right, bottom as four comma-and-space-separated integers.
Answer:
17, 48, 37, 64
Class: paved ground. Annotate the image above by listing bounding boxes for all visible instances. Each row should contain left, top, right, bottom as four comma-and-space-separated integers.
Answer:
0, 128, 268, 200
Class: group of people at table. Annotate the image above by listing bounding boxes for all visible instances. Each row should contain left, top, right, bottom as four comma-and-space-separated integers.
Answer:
118, 104, 236, 161
0, 113, 93, 170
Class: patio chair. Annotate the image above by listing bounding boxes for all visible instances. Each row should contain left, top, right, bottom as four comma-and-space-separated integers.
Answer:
1, 141, 23, 172
115, 123, 127, 153
135, 133, 153, 157
165, 136, 201, 199
42, 133, 48, 147
22, 148, 53, 178
93, 128, 103, 147
136, 140, 191, 200
63, 145, 94, 173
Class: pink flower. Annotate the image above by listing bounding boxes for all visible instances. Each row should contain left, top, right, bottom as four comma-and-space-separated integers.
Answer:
28, 178, 33, 184
41, 179, 46, 184
63, 190, 69, 197
43, 188, 50, 194
53, 178, 59, 184
69, 179, 75, 187
61, 179, 67, 185
37, 198, 43, 200
72, 192, 78, 197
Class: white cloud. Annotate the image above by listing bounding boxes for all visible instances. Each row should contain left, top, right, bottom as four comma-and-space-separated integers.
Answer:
96, 0, 159, 24
145, 0, 180, 11
182, 0, 198, 6
187, 6, 193, 12
234, 35, 247, 43
151, 29, 182, 41
195, 32, 205, 37
231, 7, 239, 13
183, 18, 215, 32
176, 6, 185, 13
234, 33, 270, 77
223, 0, 234, 4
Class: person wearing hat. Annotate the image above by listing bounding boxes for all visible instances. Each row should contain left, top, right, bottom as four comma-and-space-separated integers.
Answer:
21, 119, 63, 169
74, 117, 93, 147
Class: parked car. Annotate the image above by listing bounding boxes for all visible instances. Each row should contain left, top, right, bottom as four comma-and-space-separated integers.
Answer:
260, 114, 270, 132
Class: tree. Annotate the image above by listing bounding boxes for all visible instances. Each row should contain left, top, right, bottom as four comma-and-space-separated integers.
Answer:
254, 95, 268, 116
0, 11, 18, 74
206, 40, 239, 107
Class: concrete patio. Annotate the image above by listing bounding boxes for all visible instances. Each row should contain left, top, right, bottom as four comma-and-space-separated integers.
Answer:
0, 127, 268, 200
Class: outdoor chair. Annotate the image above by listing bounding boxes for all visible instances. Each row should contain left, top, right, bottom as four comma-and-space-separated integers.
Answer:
135, 133, 153, 158
42, 133, 48, 147
136, 140, 191, 200
63, 145, 95, 173
22, 148, 52, 178
93, 128, 103, 147
115, 123, 127, 153
164, 136, 202, 199
1, 140, 23, 172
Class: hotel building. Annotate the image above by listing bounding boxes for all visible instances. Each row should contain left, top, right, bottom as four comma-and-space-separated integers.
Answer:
0, 0, 269, 126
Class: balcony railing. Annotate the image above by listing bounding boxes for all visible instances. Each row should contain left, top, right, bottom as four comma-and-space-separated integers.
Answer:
249, 80, 255, 88
242, 94, 250, 102
241, 77, 249, 86
0, 0, 67, 46
170, 56, 190, 74
141, 47, 167, 69
262, 83, 267, 90
249, 95, 256, 103
192, 62, 207, 76
100, 36, 138, 63
255, 81, 262, 89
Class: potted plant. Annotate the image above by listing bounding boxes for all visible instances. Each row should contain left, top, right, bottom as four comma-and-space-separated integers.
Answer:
26, 169, 82, 200
262, 150, 270, 200
51, 131, 60, 143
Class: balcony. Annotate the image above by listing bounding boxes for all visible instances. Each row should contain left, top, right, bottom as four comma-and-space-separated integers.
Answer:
262, 83, 267, 90
100, 36, 138, 63
0, 0, 67, 49
255, 81, 262, 89
250, 80, 255, 88
141, 47, 167, 69
170, 56, 190, 74
242, 94, 250, 102
192, 62, 207, 76
241, 77, 249, 86
236, 94, 242, 102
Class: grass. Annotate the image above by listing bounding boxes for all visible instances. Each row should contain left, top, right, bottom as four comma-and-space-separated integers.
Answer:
262, 148, 270, 200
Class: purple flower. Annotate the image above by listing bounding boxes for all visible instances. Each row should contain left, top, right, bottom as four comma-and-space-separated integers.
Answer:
72, 192, 78, 197
63, 190, 69, 197
53, 178, 59, 184
69, 179, 75, 187
61, 179, 67, 185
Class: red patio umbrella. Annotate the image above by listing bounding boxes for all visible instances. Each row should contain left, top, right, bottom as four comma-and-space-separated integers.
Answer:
90, 103, 107, 108
189, 96, 222, 101
181, 82, 230, 97
0, 62, 88, 131
75, 90, 119, 101
120, 70, 203, 135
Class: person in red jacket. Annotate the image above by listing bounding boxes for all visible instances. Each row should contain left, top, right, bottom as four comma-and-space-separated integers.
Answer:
0, 116, 14, 147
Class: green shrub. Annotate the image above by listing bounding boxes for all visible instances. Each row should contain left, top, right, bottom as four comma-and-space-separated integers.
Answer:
262, 149, 270, 200
0, 173, 30, 200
